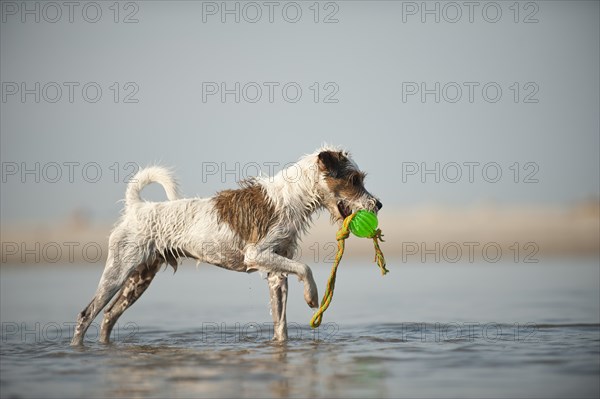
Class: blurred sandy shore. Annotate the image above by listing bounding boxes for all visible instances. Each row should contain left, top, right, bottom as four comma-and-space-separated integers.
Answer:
1, 201, 598, 265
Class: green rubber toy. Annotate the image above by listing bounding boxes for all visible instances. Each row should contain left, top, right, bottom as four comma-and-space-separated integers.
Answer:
349, 210, 379, 238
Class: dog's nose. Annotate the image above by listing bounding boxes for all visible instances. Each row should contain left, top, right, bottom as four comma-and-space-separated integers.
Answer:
375, 200, 383, 210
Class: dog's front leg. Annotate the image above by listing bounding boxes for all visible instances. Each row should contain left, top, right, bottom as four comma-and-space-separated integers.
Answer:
246, 249, 319, 310
267, 273, 288, 341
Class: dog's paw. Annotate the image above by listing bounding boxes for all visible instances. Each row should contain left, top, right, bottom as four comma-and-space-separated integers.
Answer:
304, 286, 319, 309
300, 267, 319, 308
305, 295, 319, 309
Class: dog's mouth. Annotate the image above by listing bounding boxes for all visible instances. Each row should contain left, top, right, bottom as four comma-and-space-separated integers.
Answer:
337, 201, 353, 219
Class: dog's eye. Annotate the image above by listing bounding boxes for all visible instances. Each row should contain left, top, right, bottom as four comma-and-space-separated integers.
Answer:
351, 175, 362, 186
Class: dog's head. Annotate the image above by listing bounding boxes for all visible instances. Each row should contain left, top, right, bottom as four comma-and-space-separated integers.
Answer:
315, 149, 382, 224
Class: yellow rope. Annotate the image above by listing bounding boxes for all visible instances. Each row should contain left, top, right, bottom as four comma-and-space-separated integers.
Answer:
310, 213, 389, 328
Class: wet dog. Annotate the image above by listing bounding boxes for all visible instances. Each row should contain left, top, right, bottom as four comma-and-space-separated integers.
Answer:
71, 146, 382, 345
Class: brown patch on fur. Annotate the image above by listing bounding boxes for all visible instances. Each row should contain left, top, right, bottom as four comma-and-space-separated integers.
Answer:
318, 151, 367, 199
214, 185, 276, 243
323, 173, 367, 199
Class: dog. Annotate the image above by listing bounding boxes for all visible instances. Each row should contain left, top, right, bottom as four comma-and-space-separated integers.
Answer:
71, 146, 382, 345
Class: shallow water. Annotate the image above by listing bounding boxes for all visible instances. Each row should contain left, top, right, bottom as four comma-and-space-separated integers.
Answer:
1, 259, 599, 398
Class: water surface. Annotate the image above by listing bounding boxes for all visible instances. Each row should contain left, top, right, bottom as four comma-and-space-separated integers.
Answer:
1, 259, 599, 398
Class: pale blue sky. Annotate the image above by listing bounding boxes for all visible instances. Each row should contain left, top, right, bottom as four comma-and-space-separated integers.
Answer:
1, 1, 598, 223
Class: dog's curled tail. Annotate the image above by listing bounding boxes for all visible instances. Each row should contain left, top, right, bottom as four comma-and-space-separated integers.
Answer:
125, 166, 181, 209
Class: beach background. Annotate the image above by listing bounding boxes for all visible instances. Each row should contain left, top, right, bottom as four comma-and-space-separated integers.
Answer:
1, 200, 599, 264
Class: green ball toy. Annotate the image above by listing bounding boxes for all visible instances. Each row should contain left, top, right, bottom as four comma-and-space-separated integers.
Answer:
349, 210, 379, 238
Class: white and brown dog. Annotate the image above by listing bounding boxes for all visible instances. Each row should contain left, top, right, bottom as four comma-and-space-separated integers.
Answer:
71, 146, 382, 345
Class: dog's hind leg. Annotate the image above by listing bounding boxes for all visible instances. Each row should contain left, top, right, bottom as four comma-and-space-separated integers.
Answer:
99, 260, 161, 344
267, 273, 288, 341
71, 243, 145, 346
71, 264, 127, 346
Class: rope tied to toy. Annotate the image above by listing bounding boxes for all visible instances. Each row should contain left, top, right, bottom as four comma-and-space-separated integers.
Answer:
310, 212, 389, 328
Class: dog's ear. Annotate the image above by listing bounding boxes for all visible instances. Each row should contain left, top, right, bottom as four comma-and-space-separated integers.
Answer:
318, 151, 344, 176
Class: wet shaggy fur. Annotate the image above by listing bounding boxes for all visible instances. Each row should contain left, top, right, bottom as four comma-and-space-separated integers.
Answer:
71, 146, 382, 345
